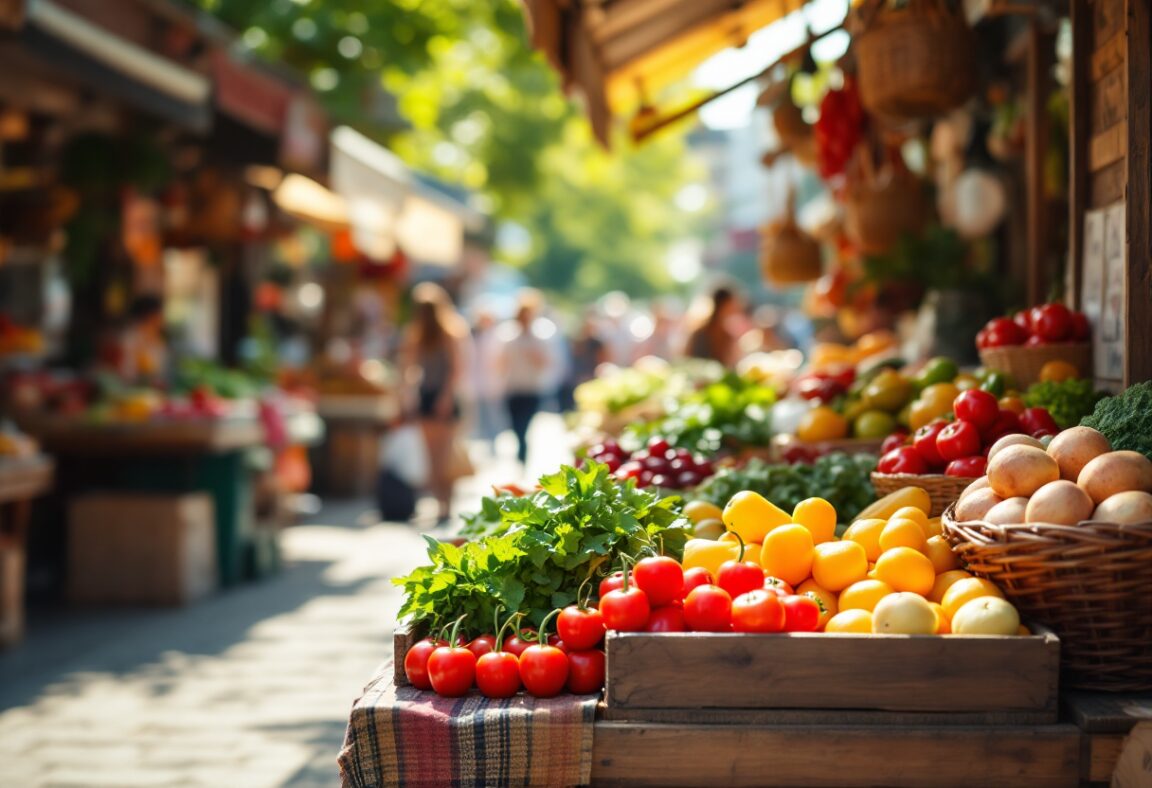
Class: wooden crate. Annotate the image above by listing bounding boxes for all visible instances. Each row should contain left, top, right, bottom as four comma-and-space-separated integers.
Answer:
1063, 690, 1152, 785
590, 720, 1082, 787
605, 630, 1060, 721
68, 492, 217, 605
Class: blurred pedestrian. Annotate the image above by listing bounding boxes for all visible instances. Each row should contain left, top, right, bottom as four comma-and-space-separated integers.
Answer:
561, 309, 611, 411
639, 299, 683, 360
470, 308, 507, 452
499, 291, 551, 466
684, 286, 742, 367
399, 283, 471, 524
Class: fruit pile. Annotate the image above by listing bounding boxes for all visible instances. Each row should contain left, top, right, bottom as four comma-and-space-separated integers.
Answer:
954, 426, 1152, 525
976, 302, 1090, 348
676, 487, 1024, 636
586, 437, 716, 490
878, 388, 1059, 478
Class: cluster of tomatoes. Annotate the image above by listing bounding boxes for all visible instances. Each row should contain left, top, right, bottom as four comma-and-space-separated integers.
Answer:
814, 76, 865, 181
589, 437, 716, 490
877, 389, 1060, 477
977, 303, 1090, 348
599, 554, 823, 636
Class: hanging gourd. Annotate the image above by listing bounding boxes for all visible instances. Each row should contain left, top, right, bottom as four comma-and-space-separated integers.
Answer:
854, 0, 977, 121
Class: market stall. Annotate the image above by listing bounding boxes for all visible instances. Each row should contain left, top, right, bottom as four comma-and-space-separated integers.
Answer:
0, 450, 53, 646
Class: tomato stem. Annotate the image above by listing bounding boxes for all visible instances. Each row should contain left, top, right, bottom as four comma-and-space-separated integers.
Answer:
731, 530, 747, 562
537, 609, 561, 645
576, 576, 594, 610
494, 611, 524, 653
446, 614, 468, 649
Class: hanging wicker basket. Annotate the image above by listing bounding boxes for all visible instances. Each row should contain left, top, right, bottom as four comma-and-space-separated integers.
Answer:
855, 0, 977, 121
844, 149, 928, 254
760, 191, 823, 286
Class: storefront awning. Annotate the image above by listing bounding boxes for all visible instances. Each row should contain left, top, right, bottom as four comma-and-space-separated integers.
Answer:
522, 0, 807, 146
17, 0, 211, 130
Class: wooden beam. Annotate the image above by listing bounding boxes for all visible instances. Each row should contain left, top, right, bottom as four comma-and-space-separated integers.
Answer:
1124, 0, 1152, 383
1025, 20, 1057, 305
1069, 0, 1089, 307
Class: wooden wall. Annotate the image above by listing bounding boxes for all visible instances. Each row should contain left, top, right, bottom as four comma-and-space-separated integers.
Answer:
1070, 0, 1152, 387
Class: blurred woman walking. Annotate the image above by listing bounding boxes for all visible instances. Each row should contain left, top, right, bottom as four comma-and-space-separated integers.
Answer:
399, 283, 471, 525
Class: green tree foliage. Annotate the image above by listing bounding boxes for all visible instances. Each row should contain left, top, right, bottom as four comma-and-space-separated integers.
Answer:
196, 0, 708, 302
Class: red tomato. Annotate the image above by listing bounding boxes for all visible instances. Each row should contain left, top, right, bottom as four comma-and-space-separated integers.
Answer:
762, 576, 795, 595
878, 446, 929, 475
427, 644, 477, 697
1019, 407, 1059, 435
403, 639, 438, 690
731, 590, 786, 633
566, 650, 606, 694
599, 586, 651, 632
945, 456, 987, 478
781, 594, 821, 632
982, 409, 1022, 444
547, 634, 570, 653
644, 605, 687, 632
466, 634, 496, 660
975, 328, 990, 350
984, 317, 1027, 347
598, 572, 625, 598
504, 629, 535, 658
556, 605, 605, 651
632, 556, 684, 607
475, 651, 521, 698
683, 585, 733, 632
954, 390, 999, 432
1012, 309, 1032, 333
716, 559, 765, 599
880, 431, 909, 456
936, 420, 981, 462
519, 643, 569, 698
1024, 334, 1047, 347
1030, 303, 1073, 342
912, 420, 949, 468
680, 567, 713, 598
1070, 311, 1091, 341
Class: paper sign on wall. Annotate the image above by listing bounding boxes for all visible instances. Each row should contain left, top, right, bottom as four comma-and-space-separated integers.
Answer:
1097, 202, 1126, 381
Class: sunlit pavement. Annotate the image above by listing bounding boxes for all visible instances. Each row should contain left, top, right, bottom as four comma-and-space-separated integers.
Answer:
0, 414, 574, 787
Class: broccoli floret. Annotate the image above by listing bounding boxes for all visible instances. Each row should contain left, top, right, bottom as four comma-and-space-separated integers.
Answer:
1080, 382, 1152, 462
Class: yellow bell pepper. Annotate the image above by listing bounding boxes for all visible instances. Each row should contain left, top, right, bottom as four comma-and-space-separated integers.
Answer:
855, 486, 932, 522
682, 539, 740, 578
722, 491, 791, 544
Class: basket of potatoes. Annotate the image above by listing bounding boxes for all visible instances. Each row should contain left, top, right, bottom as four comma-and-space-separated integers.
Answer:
943, 426, 1152, 691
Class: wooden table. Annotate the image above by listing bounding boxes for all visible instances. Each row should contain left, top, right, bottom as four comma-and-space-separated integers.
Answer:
315, 393, 400, 498
1064, 690, 1152, 786
19, 417, 266, 587
0, 454, 54, 647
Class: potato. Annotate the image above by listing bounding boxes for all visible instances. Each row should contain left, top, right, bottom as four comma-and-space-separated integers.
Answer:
1025, 480, 1095, 525
1092, 491, 1152, 524
987, 434, 1044, 462
987, 445, 1060, 499
1077, 451, 1152, 504
958, 476, 991, 502
984, 497, 1029, 525
1047, 427, 1112, 482
955, 488, 1003, 522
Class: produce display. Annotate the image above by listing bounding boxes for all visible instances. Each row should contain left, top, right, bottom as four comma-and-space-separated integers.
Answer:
584, 436, 716, 490
690, 453, 877, 525
976, 302, 1091, 348
953, 426, 1152, 525
0, 315, 45, 356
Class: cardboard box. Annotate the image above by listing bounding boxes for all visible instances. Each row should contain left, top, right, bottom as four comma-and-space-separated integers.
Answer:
0, 540, 24, 647
68, 492, 217, 606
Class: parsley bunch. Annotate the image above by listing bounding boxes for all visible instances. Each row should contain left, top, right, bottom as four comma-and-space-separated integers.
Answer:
394, 463, 691, 635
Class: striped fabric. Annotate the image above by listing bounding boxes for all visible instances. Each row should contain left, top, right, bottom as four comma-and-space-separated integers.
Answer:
338, 665, 598, 787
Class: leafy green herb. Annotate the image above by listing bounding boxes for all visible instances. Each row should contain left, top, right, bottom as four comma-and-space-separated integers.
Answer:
394, 463, 691, 635
692, 453, 877, 524
1081, 383, 1152, 462
626, 372, 777, 453
1023, 379, 1107, 429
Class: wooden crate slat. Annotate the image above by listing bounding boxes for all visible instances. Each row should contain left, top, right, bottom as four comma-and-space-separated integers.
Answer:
605, 631, 1058, 713
590, 721, 1081, 787
598, 703, 1056, 726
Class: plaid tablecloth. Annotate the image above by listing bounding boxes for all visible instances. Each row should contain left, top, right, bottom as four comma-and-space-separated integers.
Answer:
338, 665, 599, 788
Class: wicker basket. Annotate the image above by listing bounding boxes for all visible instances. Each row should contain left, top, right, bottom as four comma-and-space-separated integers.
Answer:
943, 506, 1152, 691
844, 150, 928, 254
871, 472, 974, 517
760, 190, 822, 286
855, 0, 977, 121
978, 342, 1092, 388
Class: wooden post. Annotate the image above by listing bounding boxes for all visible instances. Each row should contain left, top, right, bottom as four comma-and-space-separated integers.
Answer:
1069, 0, 1091, 307
1025, 20, 1056, 306
1124, 0, 1151, 384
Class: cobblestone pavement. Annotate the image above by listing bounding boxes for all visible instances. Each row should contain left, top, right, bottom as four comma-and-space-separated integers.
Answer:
0, 414, 572, 787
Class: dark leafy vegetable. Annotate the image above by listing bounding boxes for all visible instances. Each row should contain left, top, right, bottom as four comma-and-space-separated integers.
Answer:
394, 463, 691, 635
691, 453, 877, 523
1081, 382, 1152, 462
1023, 379, 1107, 429
626, 372, 777, 454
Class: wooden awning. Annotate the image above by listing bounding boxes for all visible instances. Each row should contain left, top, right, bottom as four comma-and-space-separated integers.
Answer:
522, 0, 807, 145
